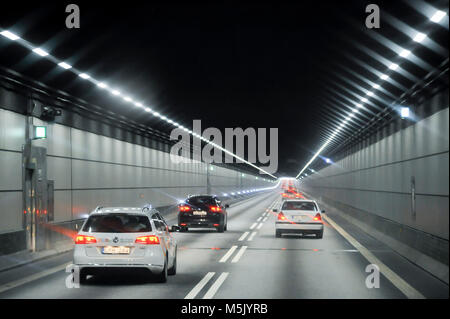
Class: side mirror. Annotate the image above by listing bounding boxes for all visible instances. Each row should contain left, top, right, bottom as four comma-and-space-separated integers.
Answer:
170, 225, 181, 232
225, 204, 230, 208
273, 209, 278, 212
321, 210, 325, 214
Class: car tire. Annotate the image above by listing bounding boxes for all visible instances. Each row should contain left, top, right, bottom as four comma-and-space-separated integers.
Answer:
179, 226, 188, 232
155, 257, 168, 283
168, 249, 177, 276
276, 230, 282, 238
224, 223, 228, 231
316, 229, 324, 239
217, 223, 225, 233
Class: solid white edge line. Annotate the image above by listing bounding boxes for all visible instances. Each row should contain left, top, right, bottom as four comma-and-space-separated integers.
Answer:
238, 232, 249, 241
247, 232, 257, 241
0, 262, 70, 294
323, 215, 425, 299
249, 223, 257, 230
231, 246, 248, 263
185, 272, 216, 299
219, 245, 238, 263
203, 272, 229, 299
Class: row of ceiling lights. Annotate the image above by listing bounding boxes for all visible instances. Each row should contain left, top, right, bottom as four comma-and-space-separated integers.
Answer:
0, 27, 277, 180
296, 9, 447, 180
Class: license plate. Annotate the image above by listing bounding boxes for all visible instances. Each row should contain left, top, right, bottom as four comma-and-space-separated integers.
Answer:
193, 210, 207, 216
102, 246, 131, 254
292, 216, 304, 221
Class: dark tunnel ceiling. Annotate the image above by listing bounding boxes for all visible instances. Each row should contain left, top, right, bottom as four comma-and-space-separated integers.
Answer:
0, 0, 448, 177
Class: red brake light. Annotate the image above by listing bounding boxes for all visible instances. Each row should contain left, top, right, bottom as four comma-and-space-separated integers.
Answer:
179, 205, 191, 212
75, 235, 97, 244
135, 235, 160, 245
313, 213, 322, 221
278, 212, 286, 221
209, 206, 222, 212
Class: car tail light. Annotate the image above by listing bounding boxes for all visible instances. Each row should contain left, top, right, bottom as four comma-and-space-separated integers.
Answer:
213, 224, 219, 227
209, 206, 222, 212
135, 235, 160, 245
278, 212, 287, 221
179, 205, 191, 212
75, 235, 97, 244
313, 213, 322, 221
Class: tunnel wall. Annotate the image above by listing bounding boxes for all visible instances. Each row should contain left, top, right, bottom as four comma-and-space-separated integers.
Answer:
301, 106, 449, 279
0, 108, 273, 253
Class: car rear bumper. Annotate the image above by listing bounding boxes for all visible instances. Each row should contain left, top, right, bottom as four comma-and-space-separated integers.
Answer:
275, 222, 323, 231
73, 246, 165, 273
74, 264, 164, 276
179, 215, 223, 228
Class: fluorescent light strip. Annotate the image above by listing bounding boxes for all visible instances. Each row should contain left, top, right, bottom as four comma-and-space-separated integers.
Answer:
1, 30, 20, 40
430, 10, 446, 23
0, 28, 276, 180
58, 62, 72, 69
32, 47, 48, 57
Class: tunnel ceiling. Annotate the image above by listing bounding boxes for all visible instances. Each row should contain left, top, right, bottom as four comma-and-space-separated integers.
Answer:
0, 0, 448, 177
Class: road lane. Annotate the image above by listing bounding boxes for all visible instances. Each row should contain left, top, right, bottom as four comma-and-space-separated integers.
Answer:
0, 192, 277, 299
0, 190, 446, 299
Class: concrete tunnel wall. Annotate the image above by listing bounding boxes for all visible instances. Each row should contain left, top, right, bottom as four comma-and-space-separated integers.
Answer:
300, 105, 449, 280
0, 107, 274, 250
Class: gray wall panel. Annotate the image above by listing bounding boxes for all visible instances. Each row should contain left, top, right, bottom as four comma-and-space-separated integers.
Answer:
0, 191, 22, 233
0, 151, 21, 191
302, 108, 449, 240
0, 109, 25, 152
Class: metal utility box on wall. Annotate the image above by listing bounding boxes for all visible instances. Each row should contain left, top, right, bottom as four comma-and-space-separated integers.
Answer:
22, 144, 51, 252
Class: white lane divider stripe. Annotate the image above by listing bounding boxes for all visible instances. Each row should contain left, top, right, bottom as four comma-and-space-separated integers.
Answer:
0, 262, 70, 294
219, 245, 238, 263
263, 217, 268, 222
203, 272, 229, 299
231, 246, 248, 263
185, 272, 215, 299
257, 217, 262, 222
249, 223, 257, 230
238, 232, 249, 241
247, 232, 257, 241
323, 215, 425, 299
256, 223, 263, 230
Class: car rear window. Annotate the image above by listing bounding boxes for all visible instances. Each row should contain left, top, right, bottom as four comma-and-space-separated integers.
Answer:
282, 201, 317, 211
187, 196, 216, 206
82, 214, 152, 233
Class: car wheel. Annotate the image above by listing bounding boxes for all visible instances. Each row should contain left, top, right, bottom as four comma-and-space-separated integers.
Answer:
155, 257, 168, 283
316, 229, 324, 239
276, 230, 282, 238
180, 226, 188, 232
217, 223, 225, 233
168, 249, 177, 276
224, 223, 228, 231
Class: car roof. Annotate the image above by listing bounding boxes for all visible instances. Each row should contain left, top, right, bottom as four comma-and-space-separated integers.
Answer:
90, 207, 156, 216
281, 199, 316, 204
187, 194, 217, 198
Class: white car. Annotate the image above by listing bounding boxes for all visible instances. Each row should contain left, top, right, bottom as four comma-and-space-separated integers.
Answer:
273, 199, 324, 238
73, 205, 178, 283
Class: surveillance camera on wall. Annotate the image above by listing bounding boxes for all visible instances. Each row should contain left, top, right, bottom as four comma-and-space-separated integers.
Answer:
40, 106, 62, 122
